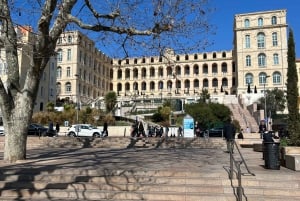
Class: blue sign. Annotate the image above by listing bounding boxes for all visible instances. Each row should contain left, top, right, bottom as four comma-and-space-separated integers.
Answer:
183, 114, 194, 138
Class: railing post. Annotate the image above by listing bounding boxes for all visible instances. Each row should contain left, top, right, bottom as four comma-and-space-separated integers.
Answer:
229, 151, 233, 179
237, 162, 243, 201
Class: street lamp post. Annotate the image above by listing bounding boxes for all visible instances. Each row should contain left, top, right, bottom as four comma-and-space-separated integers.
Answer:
74, 74, 79, 124
264, 75, 270, 130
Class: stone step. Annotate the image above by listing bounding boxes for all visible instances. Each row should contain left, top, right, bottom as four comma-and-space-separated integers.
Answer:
0, 188, 237, 201
0, 136, 227, 150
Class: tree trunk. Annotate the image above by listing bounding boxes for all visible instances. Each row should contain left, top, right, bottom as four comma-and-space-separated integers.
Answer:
3, 96, 33, 162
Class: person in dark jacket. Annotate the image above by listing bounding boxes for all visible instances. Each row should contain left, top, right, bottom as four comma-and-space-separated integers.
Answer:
223, 119, 236, 153
55, 122, 60, 136
102, 122, 108, 137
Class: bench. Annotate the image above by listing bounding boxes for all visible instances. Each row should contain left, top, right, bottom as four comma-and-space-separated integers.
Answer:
285, 154, 300, 171
282, 147, 300, 171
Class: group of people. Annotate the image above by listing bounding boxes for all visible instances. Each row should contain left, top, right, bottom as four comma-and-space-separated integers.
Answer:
130, 122, 185, 138
48, 121, 60, 136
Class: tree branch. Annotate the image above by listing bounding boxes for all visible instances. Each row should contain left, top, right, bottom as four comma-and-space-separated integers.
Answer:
84, 0, 120, 19
66, 13, 172, 36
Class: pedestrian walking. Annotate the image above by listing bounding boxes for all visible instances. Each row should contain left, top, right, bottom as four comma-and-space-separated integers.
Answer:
223, 119, 236, 153
55, 122, 60, 136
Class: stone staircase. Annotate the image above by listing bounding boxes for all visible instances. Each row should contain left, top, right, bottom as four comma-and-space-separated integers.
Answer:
0, 136, 300, 201
0, 136, 227, 150
224, 95, 259, 132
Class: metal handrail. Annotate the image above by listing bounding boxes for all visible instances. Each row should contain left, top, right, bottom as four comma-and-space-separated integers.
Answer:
229, 140, 255, 201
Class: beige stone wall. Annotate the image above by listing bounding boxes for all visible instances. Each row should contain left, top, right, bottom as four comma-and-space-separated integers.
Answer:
55, 31, 112, 105
234, 10, 288, 96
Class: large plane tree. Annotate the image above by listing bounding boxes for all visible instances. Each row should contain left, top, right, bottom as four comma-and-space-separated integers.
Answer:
0, 0, 214, 162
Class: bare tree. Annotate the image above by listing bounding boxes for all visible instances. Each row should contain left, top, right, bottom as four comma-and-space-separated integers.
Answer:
0, 0, 214, 162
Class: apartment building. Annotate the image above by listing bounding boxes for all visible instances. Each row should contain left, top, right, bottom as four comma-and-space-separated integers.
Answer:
0, 9, 297, 119
111, 49, 235, 103
234, 10, 288, 97
55, 31, 112, 108
0, 26, 56, 113
111, 10, 289, 106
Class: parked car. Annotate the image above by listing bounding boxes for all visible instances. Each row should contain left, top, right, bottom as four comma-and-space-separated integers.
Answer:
0, 126, 4, 135
67, 124, 103, 137
206, 127, 224, 137
28, 123, 56, 137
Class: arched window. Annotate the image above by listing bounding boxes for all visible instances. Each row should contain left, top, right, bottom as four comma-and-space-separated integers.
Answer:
222, 78, 228, 87
222, 52, 226, 58
57, 66, 62, 78
193, 64, 199, 75
184, 80, 190, 88
133, 68, 138, 78
185, 54, 189, 60
203, 53, 207, 59
150, 81, 155, 90
213, 52, 217, 58
66, 67, 71, 77
272, 32, 278, 46
259, 73, 268, 85
133, 82, 138, 91
142, 68, 147, 78
167, 66, 172, 77
57, 49, 63, 62
244, 19, 250, 27
194, 54, 198, 60
176, 79, 181, 89
203, 79, 209, 87
65, 82, 71, 93
246, 55, 251, 67
202, 64, 208, 74
176, 65, 181, 76
125, 68, 130, 79
273, 53, 279, 65
117, 69, 122, 79
150, 67, 155, 77
271, 16, 277, 25
212, 63, 218, 74
245, 35, 250, 48
158, 67, 163, 77
193, 79, 199, 88
257, 32, 265, 48
117, 83, 122, 92
245, 73, 253, 84
221, 63, 228, 73
273, 72, 281, 84
212, 78, 218, 87
125, 82, 130, 91
167, 80, 173, 90
258, 53, 266, 67
258, 17, 263, 26
184, 65, 190, 75
141, 82, 147, 91
67, 35, 73, 43
158, 81, 163, 89
56, 82, 61, 95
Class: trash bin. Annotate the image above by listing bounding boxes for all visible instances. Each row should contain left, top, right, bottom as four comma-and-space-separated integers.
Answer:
263, 142, 280, 170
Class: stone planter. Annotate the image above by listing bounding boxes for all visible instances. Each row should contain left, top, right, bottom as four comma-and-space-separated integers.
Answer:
280, 146, 300, 169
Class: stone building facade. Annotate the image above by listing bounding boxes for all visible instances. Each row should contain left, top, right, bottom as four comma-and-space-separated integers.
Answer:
56, 9, 300, 110
0, 26, 56, 113
55, 31, 111, 107
111, 9, 289, 105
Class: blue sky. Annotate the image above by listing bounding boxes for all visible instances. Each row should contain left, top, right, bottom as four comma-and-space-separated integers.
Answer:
208, 0, 300, 58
